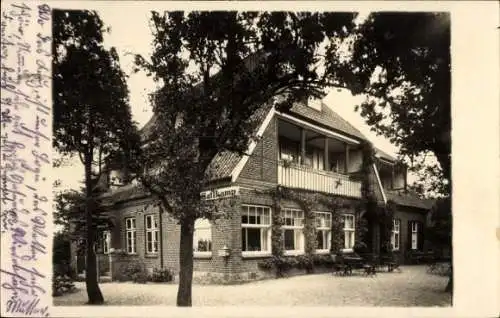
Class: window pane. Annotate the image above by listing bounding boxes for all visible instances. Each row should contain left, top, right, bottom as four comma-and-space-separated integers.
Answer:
261, 212, 270, 225
247, 228, 261, 251
146, 216, 151, 229
284, 229, 295, 250
261, 229, 268, 251
345, 231, 354, 249
242, 228, 247, 251
242, 214, 248, 224
316, 231, 324, 249
249, 214, 256, 224
132, 219, 136, 228
295, 230, 302, 250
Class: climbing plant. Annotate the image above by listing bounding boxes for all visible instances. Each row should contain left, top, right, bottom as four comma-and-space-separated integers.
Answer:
264, 186, 355, 272
380, 200, 397, 254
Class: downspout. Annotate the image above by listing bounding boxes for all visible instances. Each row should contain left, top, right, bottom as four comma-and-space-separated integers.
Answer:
158, 203, 164, 269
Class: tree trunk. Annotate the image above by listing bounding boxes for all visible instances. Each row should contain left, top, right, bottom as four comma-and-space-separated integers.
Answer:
176, 217, 195, 307
84, 157, 104, 305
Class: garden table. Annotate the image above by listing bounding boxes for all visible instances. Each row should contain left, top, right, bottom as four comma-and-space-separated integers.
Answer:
343, 256, 364, 275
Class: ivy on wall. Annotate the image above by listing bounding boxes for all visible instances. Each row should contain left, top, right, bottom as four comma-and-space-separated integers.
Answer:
255, 141, 396, 276
380, 200, 396, 254
358, 141, 378, 252
258, 186, 356, 276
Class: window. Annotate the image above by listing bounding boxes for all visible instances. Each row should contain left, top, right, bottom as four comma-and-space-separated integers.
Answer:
125, 217, 136, 254
411, 221, 418, 250
194, 218, 212, 255
343, 214, 355, 250
391, 219, 400, 251
281, 208, 304, 254
241, 205, 272, 255
102, 231, 110, 254
314, 212, 332, 252
145, 214, 159, 254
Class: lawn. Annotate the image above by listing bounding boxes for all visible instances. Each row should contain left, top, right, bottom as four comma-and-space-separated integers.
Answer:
54, 265, 452, 307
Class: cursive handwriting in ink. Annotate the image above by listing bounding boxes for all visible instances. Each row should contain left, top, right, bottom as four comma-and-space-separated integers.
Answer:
1, 2, 51, 317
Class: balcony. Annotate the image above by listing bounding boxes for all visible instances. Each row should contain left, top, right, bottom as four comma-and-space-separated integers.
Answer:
276, 118, 363, 198
277, 161, 362, 198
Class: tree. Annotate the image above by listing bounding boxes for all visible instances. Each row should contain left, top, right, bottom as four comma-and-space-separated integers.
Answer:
133, 11, 358, 306
325, 12, 452, 291
53, 10, 138, 304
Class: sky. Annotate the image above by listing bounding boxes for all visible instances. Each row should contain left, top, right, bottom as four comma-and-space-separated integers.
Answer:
55, 9, 400, 192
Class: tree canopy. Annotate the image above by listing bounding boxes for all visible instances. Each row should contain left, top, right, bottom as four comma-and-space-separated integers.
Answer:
326, 12, 451, 196
53, 9, 138, 304
132, 11, 361, 306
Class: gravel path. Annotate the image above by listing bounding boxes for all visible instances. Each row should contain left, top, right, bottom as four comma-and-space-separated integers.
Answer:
54, 265, 451, 307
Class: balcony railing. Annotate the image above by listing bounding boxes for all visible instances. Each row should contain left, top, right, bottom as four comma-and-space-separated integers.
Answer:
277, 161, 362, 198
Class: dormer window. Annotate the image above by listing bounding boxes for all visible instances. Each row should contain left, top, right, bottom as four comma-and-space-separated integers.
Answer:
307, 97, 322, 111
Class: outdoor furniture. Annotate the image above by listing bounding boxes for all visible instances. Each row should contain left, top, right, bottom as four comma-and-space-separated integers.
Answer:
343, 254, 364, 276
358, 253, 378, 276
331, 254, 349, 276
380, 254, 401, 272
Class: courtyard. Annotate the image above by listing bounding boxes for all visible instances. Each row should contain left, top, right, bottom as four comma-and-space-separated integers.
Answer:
54, 265, 451, 307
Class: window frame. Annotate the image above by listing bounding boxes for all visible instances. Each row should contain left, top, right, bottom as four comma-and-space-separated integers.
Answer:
411, 221, 418, 250
193, 218, 213, 258
145, 214, 159, 255
125, 217, 137, 254
342, 214, 356, 252
102, 230, 110, 254
241, 204, 272, 257
391, 218, 401, 251
281, 208, 305, 255
314, 211, 332, 254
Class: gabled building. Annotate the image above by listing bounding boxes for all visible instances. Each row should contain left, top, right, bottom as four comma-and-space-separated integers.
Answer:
86, 97, 433, 282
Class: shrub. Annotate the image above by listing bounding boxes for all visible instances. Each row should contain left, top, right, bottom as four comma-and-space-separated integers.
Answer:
52, 275, 77, 297
257, 256, 296, 277
296, 255, 314, 272
353, 241, 369, 254
257, 259, 274, 270
148, 267, 174, 283
118, 261, 148, 283
312, 254, 334, 267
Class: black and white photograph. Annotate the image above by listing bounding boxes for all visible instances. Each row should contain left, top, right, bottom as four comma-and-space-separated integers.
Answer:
1, 1, 499, 317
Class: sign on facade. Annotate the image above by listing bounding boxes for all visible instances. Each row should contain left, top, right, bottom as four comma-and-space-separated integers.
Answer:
200, 186, 240, 200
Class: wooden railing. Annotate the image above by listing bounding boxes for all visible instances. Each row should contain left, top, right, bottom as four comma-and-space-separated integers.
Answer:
277, 161, 362, 198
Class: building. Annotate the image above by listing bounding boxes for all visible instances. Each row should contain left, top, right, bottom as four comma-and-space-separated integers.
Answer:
77, 97, 434, 283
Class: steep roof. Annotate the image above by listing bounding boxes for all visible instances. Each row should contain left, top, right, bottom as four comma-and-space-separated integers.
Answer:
375, 147, 397, 163
101, 183, 148, 204
386, 190, 435, 210
286, 101, 367, 141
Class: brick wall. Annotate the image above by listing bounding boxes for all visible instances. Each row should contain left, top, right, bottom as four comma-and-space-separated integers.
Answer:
239, 116, 278, 182
392, 206, 427, 264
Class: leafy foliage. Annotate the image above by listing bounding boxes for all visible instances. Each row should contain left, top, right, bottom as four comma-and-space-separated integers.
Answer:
132, 11, 359, 306
117, 261, 148, 284
53, 9, 138, 304
326, 12, 451, 186
52, 275, 77, 297
149, 267, 175, 283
